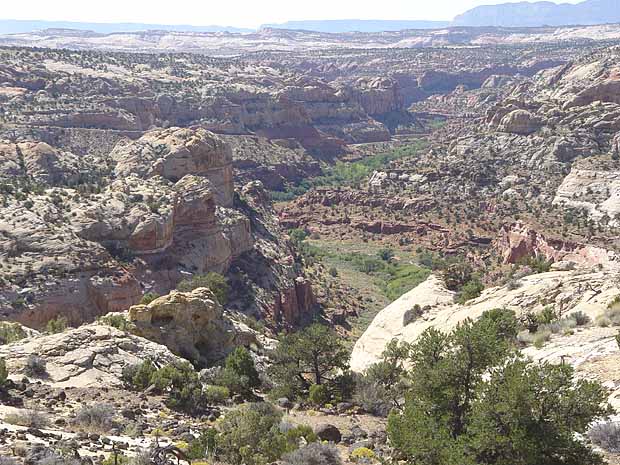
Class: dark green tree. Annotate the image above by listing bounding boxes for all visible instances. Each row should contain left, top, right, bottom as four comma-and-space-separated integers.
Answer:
387, 308, 611, 465
269, 324, 349, 398
225, 346, 260, 389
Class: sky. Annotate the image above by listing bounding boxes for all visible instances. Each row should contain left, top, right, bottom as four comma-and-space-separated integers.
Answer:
1, 0, 585, 28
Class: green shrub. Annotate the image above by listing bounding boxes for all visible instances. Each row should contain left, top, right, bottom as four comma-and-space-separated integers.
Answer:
177, 272, 230, 305
140, 292, 160, 305
308, 384, 330, 406
0, 321, 27, 345
122, 359, 157, 389
538, 306, 558, 325
98, 314, 134, 331
0, 358, 7, 388
187, 428, 218, 460
45, 315, 68, 334
204, 385, 230, 404
377, 248, 395, 262
214, 367, 252, 397
455, 279, 484, 304
217, 402, 287, 465
285, 424, 318, 445
387, 310, 611, 465
225, 347, 260, 389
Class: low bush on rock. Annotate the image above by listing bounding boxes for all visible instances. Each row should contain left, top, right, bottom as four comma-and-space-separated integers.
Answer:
589, 422, 620, 453
45, 315, 68, 334
24, 354, 47, 377
177, 272, 230, 305
0, 321, 27, 345
282, 442, 342, 465
73, 403, 115, 432
97, 314, 134, 332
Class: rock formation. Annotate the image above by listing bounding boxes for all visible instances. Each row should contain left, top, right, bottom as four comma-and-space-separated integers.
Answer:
128, 288, 244, 364
0, 127, 315, 330
0, 323, 183, 388
351, 269, 620, 372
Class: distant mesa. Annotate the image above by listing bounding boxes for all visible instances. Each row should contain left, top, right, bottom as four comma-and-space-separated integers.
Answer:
452, 0, 620, 27
0, 19, 252, 34
261, 20, 450, 33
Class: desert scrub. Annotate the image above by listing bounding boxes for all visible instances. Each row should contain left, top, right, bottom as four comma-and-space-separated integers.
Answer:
5, 409, 49, 428
73, 403, 115, 432
97, 314, 134, 332
282, 442, 342, 465
24, 354, 47, 377
589, 422, 620, 452
596, 299, 620, 326
0, 321, 27, 345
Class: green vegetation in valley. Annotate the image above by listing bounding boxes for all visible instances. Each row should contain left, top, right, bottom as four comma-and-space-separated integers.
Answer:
270, 140, 428, 201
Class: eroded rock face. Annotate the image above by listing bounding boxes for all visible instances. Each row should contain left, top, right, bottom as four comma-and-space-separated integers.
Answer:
351, 270, 620, 372
0, 323, 183, 388
0, 131, 313, 331
128, 287, 241, 363
493, 222, 620, 270
564, 79, 620, 109
112, 127, 234, 207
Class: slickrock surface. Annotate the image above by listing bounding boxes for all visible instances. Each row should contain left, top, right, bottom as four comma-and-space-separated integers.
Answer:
351, 269, 620, 372
0, 323, 183, 388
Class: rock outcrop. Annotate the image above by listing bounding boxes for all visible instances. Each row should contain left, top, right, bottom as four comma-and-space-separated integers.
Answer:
0, 323, 183, 388
0, 128, 314, 330
351, 269, 620, 372
498, 109, 541, 135
112, 127, 234, 207
553, 167, 620, 226
493, 222, 620, 270
128, 287, 243, 364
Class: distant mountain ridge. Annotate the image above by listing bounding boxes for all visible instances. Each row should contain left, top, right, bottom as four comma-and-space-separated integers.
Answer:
0, 19, 252, 34
453, 0, 620, 27
261, 20, 450, 33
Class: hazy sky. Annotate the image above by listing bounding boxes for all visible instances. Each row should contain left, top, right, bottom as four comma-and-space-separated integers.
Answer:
2, 0, 584, 28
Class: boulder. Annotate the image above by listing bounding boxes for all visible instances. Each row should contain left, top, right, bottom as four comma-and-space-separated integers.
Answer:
314, 423, 342, 443
128, 287, 243, 363
499, 109, 542, 135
